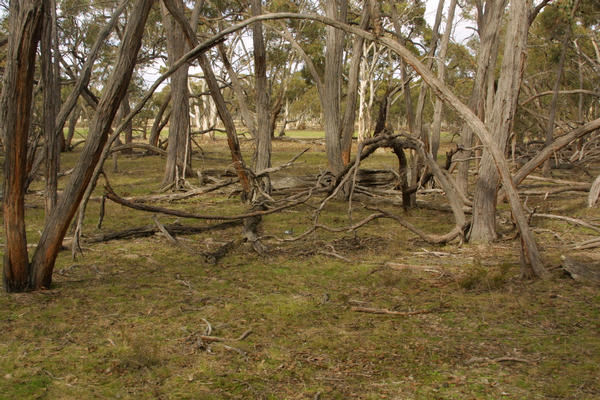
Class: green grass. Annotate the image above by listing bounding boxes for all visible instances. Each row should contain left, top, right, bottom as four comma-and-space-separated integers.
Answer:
0, 137, 599, 399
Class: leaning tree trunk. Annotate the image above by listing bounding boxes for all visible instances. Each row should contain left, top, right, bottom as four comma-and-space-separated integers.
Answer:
120, 92, 134, 154
65, 104, 81, 150
470, 0, 530, 243
218, 41, 257, 139
1, 0, 44, 292
149, 92, 170, 147
430, 0, 457, 161
54, 0, 128, 149
29, 0, 155, 290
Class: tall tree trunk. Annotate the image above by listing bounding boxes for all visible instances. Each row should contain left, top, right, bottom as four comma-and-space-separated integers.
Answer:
29, 0, 154, 290
252, 0, 271, 193
340, 4, 371, 165
400, 59, 415, 137
1, 0, 44, 292
323, 0, 347, 176
457, 0, 507, 195
41, 0, 60, 216
161, 0, 191, 186
390, 7, 419, 206
357, 44, 370, 142
149, 92, 171, 147
270, 88, 285, 139
414, 0, 445, 143
161, 0, 252, 198
470, 0, 530, 243
541, 0, 580, 175
430, 0, 457, 161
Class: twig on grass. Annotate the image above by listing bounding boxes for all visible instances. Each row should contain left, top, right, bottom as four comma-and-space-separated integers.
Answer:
253, 147, 310, 177
385, 261, 443, 274
526, 207, 600, 234
220, 344, 247, 356
153, 215, 178, 244
350, 306, 432, 316
318, 244, 352, 262
196, 329, 253, 343
571, 237, 600, 250
466, 356, 534, 365
201, 318, 212, 336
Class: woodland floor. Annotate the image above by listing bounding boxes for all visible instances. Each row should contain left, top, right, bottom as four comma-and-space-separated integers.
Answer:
1, 132, 599, 399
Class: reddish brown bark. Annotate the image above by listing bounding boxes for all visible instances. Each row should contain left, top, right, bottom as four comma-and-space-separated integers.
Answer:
29, 0, 155, 289
1, 0, 44, 292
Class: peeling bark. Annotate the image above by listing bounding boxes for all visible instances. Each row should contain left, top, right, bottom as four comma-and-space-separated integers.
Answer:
30, 0, 155, 290
1, 0, 44, 292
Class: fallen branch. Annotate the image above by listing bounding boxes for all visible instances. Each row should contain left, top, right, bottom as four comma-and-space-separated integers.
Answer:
466, 356, 534, 365
104, 181, 314, 221
318, 250, 352, 262
529, 212, 600, 234
561, 255, 600, 286
123, 179, 236, 203
153, 216, 178, 244
82, 220, 242, 244
385, 262, 443, 274
109, 143, 168, 156
350, 306, 432, 316
511, 117, 600, 186
204, 239, 240, 265
254, 147, 310, 177
274, 213, 386, 242
197, 329, 253, 343
524, 174, 591, 187
368, 206, 463, 244
571, 237, 600, 250
519, 186, 591, 197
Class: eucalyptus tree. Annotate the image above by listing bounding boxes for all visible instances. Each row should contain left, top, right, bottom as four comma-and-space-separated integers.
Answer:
2, 0, 155, 292
470, 0, 532, 243
456, 0, 507, 195
518, 0, 600, 144
159, 0, 193, 186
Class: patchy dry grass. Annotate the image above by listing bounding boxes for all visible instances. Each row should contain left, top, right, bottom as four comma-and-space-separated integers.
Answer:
1, 135, 599, 399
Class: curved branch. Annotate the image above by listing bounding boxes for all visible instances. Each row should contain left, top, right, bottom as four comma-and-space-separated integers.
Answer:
104, 182, 315, 221
521, 89, 600, 107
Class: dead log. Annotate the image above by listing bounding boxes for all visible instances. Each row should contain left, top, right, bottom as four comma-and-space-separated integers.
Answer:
83, 220, 241, 244
104, 182, 312, 221
561, 256, 600, 286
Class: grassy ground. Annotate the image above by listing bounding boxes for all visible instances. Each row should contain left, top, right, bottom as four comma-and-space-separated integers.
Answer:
0, 134, 599, 399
